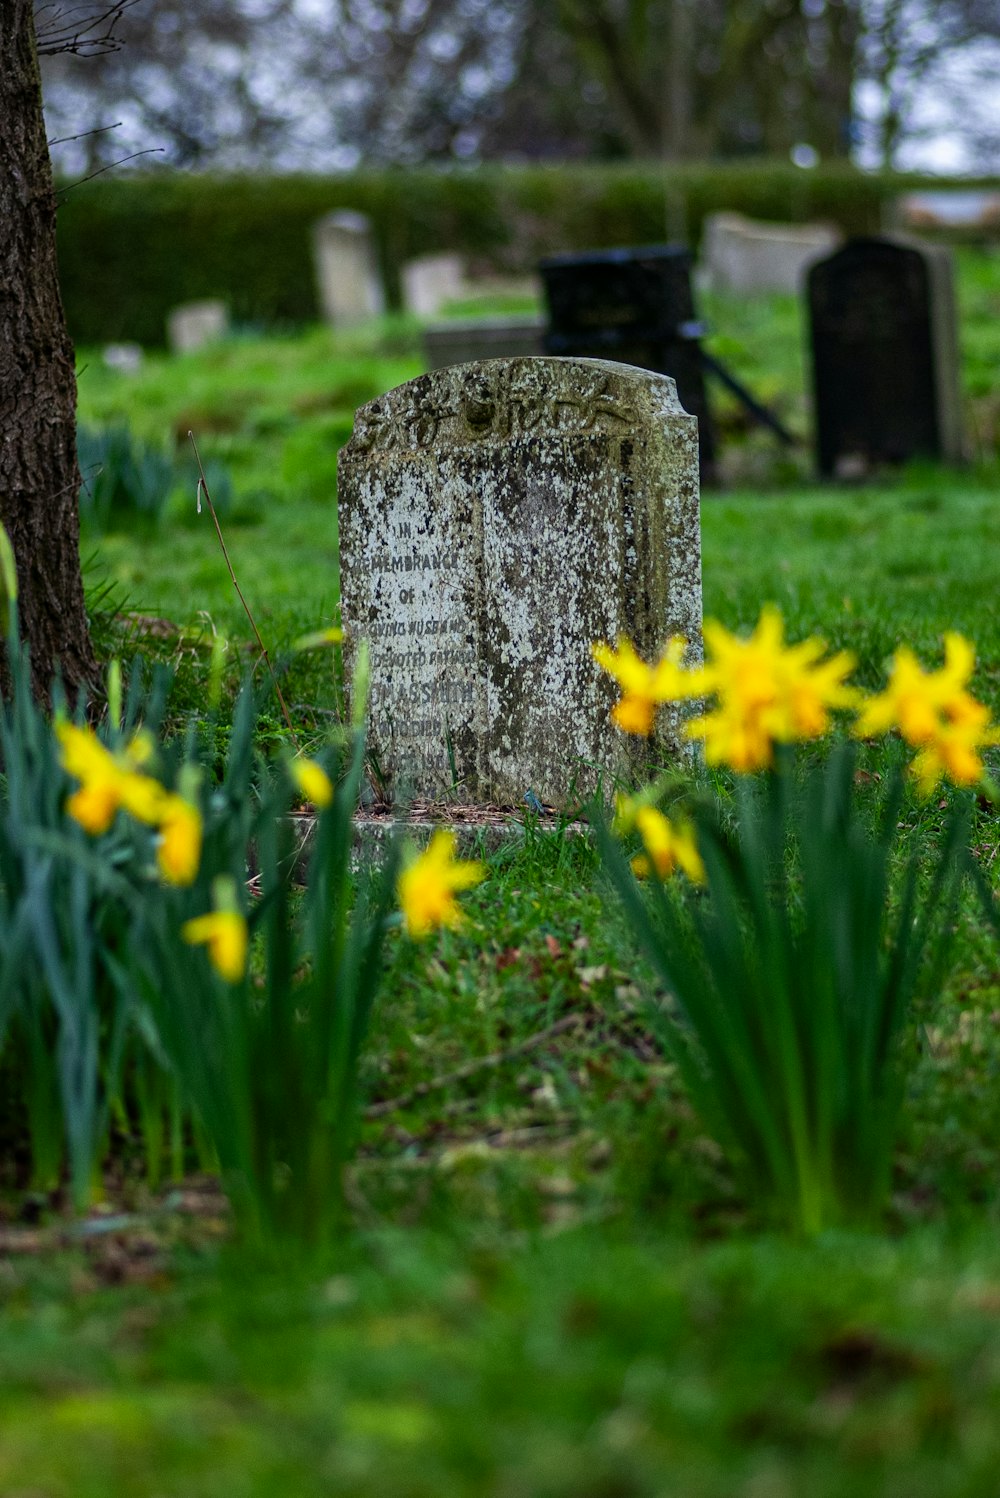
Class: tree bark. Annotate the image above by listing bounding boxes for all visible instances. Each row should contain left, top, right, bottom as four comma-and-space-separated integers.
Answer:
0, 1, 98, 702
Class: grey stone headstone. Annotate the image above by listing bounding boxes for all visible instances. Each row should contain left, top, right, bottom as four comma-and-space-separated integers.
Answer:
338, 357, 702, 807
166, 300, 229, 355
808, 236, 963, 477
312, 210, 385, 328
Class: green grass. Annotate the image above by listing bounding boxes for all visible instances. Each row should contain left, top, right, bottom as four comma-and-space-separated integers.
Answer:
6, 1226, 1000, 1496
7, 248, 1000, 1493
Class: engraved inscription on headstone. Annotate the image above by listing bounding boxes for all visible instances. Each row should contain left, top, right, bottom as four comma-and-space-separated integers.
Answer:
808, 236, 963, 477
337, 357, 701, 807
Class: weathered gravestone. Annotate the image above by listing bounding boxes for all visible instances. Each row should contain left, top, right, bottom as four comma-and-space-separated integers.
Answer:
338, 357, 701, 807
808, 237, 963, 477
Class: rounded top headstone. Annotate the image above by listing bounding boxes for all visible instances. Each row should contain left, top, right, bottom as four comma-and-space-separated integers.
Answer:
337, 355, 701, 806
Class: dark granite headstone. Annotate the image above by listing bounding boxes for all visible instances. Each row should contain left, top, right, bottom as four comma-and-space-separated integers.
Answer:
539, 246, 716, 475
807, 237, 963, 477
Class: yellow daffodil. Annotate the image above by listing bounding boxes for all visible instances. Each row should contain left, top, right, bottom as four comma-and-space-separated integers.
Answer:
591, 635, 692, 736
855, 633, 999, 794
397, 829, 484, 939
686, 607, 858, 771
630, 806, 705, 884
182, 910, 247, 982
56, 721, 163, 834
777, 639, 859, 740
289, 756, 333, 809
56, 719, 207, 875
156, 794, 203, 886
182, 877, 247, 983
65, 778, 123, 836
117, 771, 168, 826
55, 720, 116, 784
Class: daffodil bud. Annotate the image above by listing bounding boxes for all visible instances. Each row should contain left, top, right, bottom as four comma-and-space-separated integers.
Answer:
107, 660, 122, 732
0, 523, 18, 638
291, 624, 344, 653
208, 633, 229, 710
351, 639, 370, 731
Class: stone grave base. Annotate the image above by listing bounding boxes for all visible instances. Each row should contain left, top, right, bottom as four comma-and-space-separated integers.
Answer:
281, 808, 590, 881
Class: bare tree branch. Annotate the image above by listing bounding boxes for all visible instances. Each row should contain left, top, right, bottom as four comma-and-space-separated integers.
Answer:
47, 119, 120, 147
54, 145, 163, 196
34, 0, 140, 57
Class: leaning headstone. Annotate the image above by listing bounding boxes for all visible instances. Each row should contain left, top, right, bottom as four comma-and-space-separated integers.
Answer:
166, 300, 229, 355
702, 212, 840, 295
807, 236, 963, 477
338, 357, 701, 807
312, 210, 385, 328
402, 253, 466, 317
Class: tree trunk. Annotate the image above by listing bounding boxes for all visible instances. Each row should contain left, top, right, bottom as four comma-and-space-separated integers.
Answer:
0, 2, 98, 702
810, 0, 863, 160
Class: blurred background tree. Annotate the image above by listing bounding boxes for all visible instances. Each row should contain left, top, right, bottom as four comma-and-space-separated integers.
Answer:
39, 0, 1000, 173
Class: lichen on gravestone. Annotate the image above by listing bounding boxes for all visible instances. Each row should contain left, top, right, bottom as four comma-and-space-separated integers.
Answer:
337, 356, 702, 807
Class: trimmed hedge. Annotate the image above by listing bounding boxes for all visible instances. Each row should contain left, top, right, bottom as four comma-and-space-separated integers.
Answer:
55, 161, 997, 347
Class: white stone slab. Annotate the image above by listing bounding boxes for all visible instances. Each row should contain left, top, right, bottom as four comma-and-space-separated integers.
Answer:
702, 212, 840, 295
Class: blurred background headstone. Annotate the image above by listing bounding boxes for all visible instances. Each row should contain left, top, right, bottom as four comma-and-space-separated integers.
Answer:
808, 237, 963, 477
701, 213, 841, 295
312, 210, 385, 328
539, 246, 717, 477
402, 254, 467, 317
421, 317, 545, 370
166, 301, 229, 356
101, 343, 144, 375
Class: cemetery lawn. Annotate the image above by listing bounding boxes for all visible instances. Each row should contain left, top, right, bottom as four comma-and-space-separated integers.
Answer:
8, 283, 1000, 1493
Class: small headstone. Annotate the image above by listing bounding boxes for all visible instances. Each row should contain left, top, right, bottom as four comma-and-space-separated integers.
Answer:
421, 316, 545, 370
539, 245, 716, 476
338, 357, 701, 807
402, 253, 466, 317
166, 301, 229, 355
701, 212, 840, 295
312, 210, 385, 328
102, 342, 144, 375
807, 236, 963, 477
